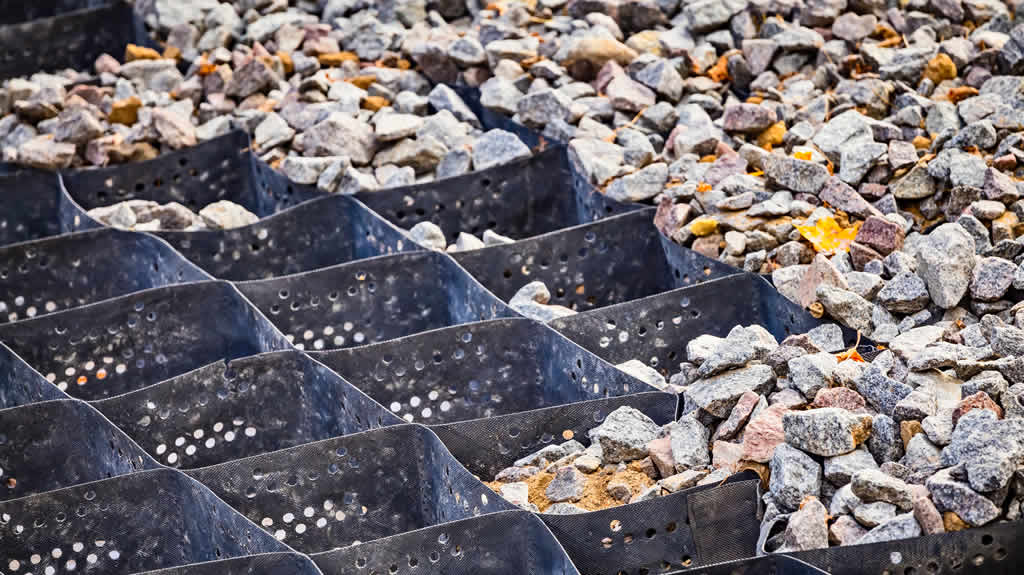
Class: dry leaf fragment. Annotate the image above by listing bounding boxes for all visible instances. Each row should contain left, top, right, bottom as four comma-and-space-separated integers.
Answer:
795, 215, 861, 254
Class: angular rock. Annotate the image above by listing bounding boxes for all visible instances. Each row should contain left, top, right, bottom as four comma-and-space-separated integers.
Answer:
588, 406, 660, 463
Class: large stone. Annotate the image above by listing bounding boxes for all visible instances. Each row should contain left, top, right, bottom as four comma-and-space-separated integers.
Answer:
517, 89, 573, 128
851, 469, 914, 510
925, 468, 1001, 526
151, 107, 196, 149
669, 415, 711, 471
877, 272, 930, 314
856, 365, 914, 417
824, 447, 879, 485
301, 113, 377, 165
763, 154, 830, 194
779, 497, 829, 552
685, 365, 776, 418
472, 130, 531, 172
770, 444, 822, 510
855, 513, 922, 545
741, 404, 789, 462
970, 256, 1017, 302
941, 410, 1024, 492
587, 406, 660, 463
546, 466, 587, 502
916, 223, 976, 308
816, 285, 873, 333
784, 408, 874, 456
812, 110, 875, 163
606, 162, 668, 202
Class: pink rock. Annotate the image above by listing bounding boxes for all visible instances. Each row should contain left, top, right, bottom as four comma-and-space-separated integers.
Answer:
855, 215, 905, 256
94, 53, 121, 75
812, 387, 868, 412
713, 391, 761, 441
912, 494, 945, 535
797, 254, 850, 308
594, 60, 625, 93
952, 391, 1003, 427
741, 404, 790, 463
646, 436, 675, 478
712, 440, 745, 470
829, 515, 868, 545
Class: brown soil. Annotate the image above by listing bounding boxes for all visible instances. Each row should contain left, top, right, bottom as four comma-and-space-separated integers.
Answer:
486, 465, 655, 513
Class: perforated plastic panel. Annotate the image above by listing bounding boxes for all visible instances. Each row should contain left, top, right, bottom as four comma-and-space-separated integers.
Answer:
0, 399, 155, 500
452, 208, 739, 312
0, 469, 288, 574
0, 2, 151, 79
0, 281, 292, 400
187, 424, 516, 554
670, 554, 829, 575
0, 343, 67, 409
155, 195, 414, 281
94, 350, 402, 469
0, 169, 97, 246
0, 0, 112, 25
133, 553, 325, 575
312, 511, 581, 575
236, 252, 517, 351
0, 228, 211, 324
312, 318, 655, 426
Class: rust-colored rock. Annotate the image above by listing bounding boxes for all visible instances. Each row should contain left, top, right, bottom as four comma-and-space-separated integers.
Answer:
952, 391, 1003, 427
943, 511, 969, 532
124, 43, 161, 62
109, 96, 142, 125
900, 420, 924, 449
741, 404, 789, 462
812, 387, 867, 412
318, 52, 360, 66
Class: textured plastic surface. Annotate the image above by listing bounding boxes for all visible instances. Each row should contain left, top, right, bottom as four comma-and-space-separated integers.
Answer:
670, 554, 829, 575
0, 169, 97, 247
312, 318, 655, 426
94, 350, 402, 469
790, 520, 1024, 575
0, 2, 151, 79
0, 343, 67, 409
452, 208, 739, 312
155, 194, 415, 281
541, 476, 762, 575
432, 392, 677, 479
0, 399, 155, 500
0, 228, 211, 324
0, 281, 292, 400
0, 469, 288, 574
550, 273, 839, 376
236, 251, 517, 351
357, 145, 640, 244
0, 0, 112, 25
133, 553, 325, 575
312, 510, 581, 575
187, 424, 515, 554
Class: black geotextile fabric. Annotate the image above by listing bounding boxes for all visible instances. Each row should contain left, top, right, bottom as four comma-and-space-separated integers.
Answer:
0, 469, 289, 574
0, 2, 153, 79
0, 342, 68, 409
236, 251, 518, 351
186, 424, 517, 554
550, 273, 847, 376
0, 228, 211, 324
0, 281, 292, 400
153, 194, 416, 281
0, 399, 156, 500
134, 553, 325, 575
451, 208, 740, 312
0, 168, 98, 246
668, 554, 829, 575
311, 318, 657, 426
94, 350, 403, 470
311, 510, 581, 575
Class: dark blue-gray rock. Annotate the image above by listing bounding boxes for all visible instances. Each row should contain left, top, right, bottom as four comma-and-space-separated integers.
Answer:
770, 444, 822, 510
763, 154, 830, 194
685, 364, 777, 418
783, 408, 874, 457
981, 315, 1024, 357
926, 467, 1000, 526
970, 256, 1016, 302
635, 59, 684, 102
999, 23, 1024, 74
824, 447, 880, 485
876, 272, 930, 314
858, 365, 914, 418
941, 409, 1024, 492
697, 324, 776, 378
855, 513, 922, 545
916, 223, 976, 309
669, 414, 710, 471
946, 120, 997, 150
546, 466, 587, 502
587, 406, 660, 463
851, 468, 915, 510
517, 88, 573, 128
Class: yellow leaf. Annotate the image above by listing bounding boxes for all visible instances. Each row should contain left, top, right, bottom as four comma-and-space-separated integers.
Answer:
792, 150, 813, 161
836, 331, 865, 363
696, 182, 712, 192
795, 216, 861, 255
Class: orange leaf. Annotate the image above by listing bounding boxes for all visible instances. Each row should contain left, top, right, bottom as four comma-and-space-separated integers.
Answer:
792, 150, 813, 161
696, 182, 712, 192
699, 155, 717, 163
747, 170, 764, 177
836, 331, 865, 362
795, 216, 861, 254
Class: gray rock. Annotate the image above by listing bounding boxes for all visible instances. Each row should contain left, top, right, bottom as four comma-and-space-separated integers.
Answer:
763, 154, 830, 194
568, 138, 625, 185
253, 112, 296, 152
770, 444, 822, 510
472, 129, 532, 172
508, 282, 577, 322
868, 414, 905, 464
851, 469, 914, 510
53, 108, 103, 145
301, 113, 377, 165
545, 466, 587, 502
374, 114, 424, 142
669, 414, 710, 471
970, 256, 1017, 302
281, 156, 337, 185
840, 142, 888, 185
437, 149, 472, 180
855, 513, 922, 545
448, 36, 487, 67
845, 271, 885, 301
479, 77, 523, 116
813, 110, 874, 163
830, 483, 864, 516
152, 107, 196, 150
517, 88, 572, 128
427, 84, 480, 128
941, 410, 1024, 492
722, 103, 777, 133
685, 365, 776, 418
783, 408, 874, 457
807, 324, 845, 353
17, 136, 74, 169
337, 166, 379, 195
408, 222, 446, 250
853, 500, 898, 528
856, 365, 914, 417
659, 469, 709, 492
588, 406, 660, 463
788, 352, 838, 399
606, 162, 668, 202
877, 272, 931, 314
902, 433, 942, 471
616, 359, 668, 392
926, 468, 1001, 526
824, 447, 880, 485
916, 223, 976, 309
545, 502, 587, 515
816, 285, 873, 334
779, 497, 829, 552
606, 74, 656, 113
